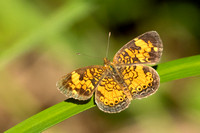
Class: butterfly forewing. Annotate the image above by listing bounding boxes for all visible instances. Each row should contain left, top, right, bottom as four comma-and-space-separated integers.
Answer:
57, 65, 105, 100
113, 31, 163, 65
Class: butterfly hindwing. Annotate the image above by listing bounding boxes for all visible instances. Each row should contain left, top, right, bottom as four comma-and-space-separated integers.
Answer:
113, 31, 163, 65
95, 72, 131, 113
116, 65, 160, 99
57, 65, 105, 100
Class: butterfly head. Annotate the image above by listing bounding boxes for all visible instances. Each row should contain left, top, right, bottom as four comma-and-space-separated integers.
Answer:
103, 57, 116, 72
103, 57, 110, 65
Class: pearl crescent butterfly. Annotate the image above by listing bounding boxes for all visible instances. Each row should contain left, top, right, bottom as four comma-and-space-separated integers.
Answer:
56, 31, 163, 113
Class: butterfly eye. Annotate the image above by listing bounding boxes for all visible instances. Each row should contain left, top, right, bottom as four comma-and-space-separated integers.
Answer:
114, 100, 119, 104
146, 77, 153, 82
142, 84, 147, 89
123, 95, 127, 99
114, 98, 119, 104
148, 83, 152, 86
137, 86, 142, 92
146, 72, 152, 77
131, 89, 137, 94
104, 99, 109, 105
119, 97, 123, 102
109, 101, 114, 107
149, 78, 153, 82
100, 96, 104, 102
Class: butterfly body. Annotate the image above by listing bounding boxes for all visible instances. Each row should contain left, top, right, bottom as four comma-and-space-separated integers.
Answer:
57, 31, 163, 113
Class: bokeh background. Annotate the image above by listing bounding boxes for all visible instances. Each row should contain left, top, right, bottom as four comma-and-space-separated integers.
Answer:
1, 0, 200, 133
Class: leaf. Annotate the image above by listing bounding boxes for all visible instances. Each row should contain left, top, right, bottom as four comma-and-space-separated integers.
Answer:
5, 98, 95, 133
157, 55, 200, 83
5, 55, 200, 133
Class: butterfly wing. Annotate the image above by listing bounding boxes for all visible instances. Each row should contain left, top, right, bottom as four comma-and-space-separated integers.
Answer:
113, 31, 163, 65
57, 65, 105, 100
95, 72, 131, 113
116, 65, 160, 99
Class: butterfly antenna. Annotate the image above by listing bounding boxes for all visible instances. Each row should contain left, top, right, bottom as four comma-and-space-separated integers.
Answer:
106, 32, 111, 58
76, 53, 101, 59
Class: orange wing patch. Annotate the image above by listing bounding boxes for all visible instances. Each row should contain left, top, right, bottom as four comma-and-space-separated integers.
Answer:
95, 72, 131, 113
117, 65, 160, 99
57, 66, 105, 100
113, 31, 163, 65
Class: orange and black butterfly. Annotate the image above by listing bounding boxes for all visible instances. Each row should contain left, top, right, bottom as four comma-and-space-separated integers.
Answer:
57, 31, 163, 113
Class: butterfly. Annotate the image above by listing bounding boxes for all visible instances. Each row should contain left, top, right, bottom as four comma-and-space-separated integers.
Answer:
56, 31, 163, 113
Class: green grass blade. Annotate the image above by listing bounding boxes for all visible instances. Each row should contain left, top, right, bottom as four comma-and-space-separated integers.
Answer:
5, 55, 200, 133
5, 98, 96, 133
158, 55, 200, 83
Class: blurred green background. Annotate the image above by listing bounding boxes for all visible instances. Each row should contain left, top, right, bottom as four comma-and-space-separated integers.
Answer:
1, 0, 200, 132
